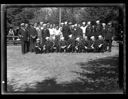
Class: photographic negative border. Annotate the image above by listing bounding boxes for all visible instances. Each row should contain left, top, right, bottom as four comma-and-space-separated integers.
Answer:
1, 3, 126, 95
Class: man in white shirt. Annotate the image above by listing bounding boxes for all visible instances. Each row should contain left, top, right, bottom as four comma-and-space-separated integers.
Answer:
80, 21, 87, 38
49, 24, 56, 38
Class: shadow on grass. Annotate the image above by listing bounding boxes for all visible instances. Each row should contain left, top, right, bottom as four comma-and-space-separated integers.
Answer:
7, 55, 121, 93
73, 55, 120, 92
7, 78, 92, 93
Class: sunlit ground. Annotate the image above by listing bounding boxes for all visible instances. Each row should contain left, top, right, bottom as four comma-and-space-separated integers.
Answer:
7, 43, 122, 93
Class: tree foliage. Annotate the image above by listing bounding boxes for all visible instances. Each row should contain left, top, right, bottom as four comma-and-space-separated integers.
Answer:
6, 6, 121, 28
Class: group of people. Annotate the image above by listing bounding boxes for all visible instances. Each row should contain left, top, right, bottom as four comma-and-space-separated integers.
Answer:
17, 20, 115, 54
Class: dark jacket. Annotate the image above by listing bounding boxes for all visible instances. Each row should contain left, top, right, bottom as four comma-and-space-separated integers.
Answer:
86, 25, 92, 37
105, 26, 115, 40
42, 28, 50, 39
101, 26, 107, 38
18, 28, 29, 41
62, 25, 71, 38
91, 25, 96, 37
27, 26, 38, 39
95, 24, 102, 36
93, 39, 106, 48
76, 27, 83, 38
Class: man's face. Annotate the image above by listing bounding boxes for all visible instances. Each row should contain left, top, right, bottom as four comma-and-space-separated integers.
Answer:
83, 24, 85, 26
56, 26, 59, 30
50, 24, 53, 28
96, 21, 100, 24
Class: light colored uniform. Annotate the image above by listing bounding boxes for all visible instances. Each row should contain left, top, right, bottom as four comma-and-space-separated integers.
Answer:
54, 29, 62, 36
80, 25, 87, 37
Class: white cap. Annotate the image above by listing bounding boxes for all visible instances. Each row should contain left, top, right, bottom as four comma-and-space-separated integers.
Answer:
65, 21, 68, 24
108, 22, 112, 25
76, 37, 80, 41
40, 22, 43, 24
45, 37, 49, 40
90, 36, 95, 40
87, 21, 91, 25
69, 34, 72, 38
98, 35, 103, 38
43, 24, 46, 26
36, 38, 40, 41
102, 23, 106, 26
96, 20, 100, 23
60, 37, 64, 40
82, 22, 86, 25
74, 24, 77, 27
61, 22, 64, 25
21, 23, 24, 26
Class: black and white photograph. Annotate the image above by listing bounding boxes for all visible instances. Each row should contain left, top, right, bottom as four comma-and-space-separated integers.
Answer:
1, 4, 126, 94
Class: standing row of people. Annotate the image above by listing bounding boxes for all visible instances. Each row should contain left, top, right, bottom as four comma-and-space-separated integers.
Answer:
18, 20, 115, 54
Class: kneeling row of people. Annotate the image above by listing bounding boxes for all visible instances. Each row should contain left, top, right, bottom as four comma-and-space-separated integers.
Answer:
35, 35, 108, 54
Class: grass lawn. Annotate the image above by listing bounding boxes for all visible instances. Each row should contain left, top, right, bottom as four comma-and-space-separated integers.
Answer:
7, 45, 122, 93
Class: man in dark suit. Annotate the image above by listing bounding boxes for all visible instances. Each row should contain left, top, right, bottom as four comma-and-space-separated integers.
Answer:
82, 36, 89, 52
105, 22, 115, 52
41, 24, 50, 45
101, 23, 107, 39
66, 34, 76, 52
75, 37, 85, 53
76, 24, 83, 38
93, 35, 106, 52
95, 20, 102, 39
86, 36, 95, 52
59, 37, 67, 52
62, 21, 72, 41
18, 23, 29, 54
27, 23, 38, 52
86, 21, 92, 39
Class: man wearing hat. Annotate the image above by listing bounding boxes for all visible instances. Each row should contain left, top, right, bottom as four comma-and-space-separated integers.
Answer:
27, 23, 38, 52
95, 20, 102, 39
18, 23, 29, 54
76, 23, 83, 38
62, 21, 72, 41
35, 38, 42, 54
59, 36, 67, 52
41, 24, 50, 45
104, 22, 115, 52
66, 34, 76, 52
93, 35, 106, 52
75, 37, 84, 53
86, 21, 92, 39
101, 23, 107, 39
43, 37, 52, 53
82, 36, 89, 52
86, 36, 95, 52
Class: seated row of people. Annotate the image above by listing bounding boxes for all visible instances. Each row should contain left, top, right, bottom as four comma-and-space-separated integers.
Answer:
34, 35, 108, 54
